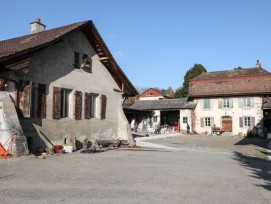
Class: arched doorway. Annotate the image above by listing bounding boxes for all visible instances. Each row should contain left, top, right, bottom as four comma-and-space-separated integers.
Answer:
222, 116, 232, 132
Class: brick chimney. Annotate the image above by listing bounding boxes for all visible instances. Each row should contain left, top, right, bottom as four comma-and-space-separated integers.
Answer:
30, 18, 46, 34
256, 60, 262, 69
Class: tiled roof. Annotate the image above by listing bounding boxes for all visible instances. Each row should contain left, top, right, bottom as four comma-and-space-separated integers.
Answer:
0, 20, 138, 96
192, 67, 270, 81
127, 99, 196, 110
0, 21, 87, 59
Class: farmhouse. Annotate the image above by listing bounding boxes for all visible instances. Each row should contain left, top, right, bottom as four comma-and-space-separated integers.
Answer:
0, 19, 138, 155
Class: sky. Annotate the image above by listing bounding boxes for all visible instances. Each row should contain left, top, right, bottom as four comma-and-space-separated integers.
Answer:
1, 0, 271, 91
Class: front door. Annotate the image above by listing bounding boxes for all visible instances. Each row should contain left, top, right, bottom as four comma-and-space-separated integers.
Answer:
222, 116, 232, 132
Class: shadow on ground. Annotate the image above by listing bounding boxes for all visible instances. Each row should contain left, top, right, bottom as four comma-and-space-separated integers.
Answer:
233, 152, 271, 191
234, 137, 268, 148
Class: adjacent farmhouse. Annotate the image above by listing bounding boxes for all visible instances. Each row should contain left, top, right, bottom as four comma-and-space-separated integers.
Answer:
189, 61, 271, 137
139, 88, 173, 100
0, 19, 138, 155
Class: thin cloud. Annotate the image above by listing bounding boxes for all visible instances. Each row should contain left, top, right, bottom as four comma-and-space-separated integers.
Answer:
113, 50, 123, 59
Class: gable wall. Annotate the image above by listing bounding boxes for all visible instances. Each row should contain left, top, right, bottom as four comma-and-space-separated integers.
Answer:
139, 89, 164, 100
13, 30, 130, 144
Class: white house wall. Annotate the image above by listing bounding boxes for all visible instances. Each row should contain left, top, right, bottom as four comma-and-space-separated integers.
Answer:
194, 97, 263, 136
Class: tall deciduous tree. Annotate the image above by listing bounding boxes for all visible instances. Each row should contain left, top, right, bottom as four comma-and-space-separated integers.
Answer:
181, 64, 207, 97
164, 86, 174, 98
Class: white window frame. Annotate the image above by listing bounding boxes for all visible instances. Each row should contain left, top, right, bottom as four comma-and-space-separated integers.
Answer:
204, 117, 211, 127
244, 97, 251, 108
153, 116, 158, 123
243, 117, 251, 127
223, 98, 230, 108
60, 89, 72, 118
90, 94, 98, 118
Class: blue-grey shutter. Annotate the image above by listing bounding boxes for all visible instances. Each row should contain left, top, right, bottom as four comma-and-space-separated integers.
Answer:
239, 117, 243, 127
238, 98, 243, 108
229, 98, 233, 108
250, 97, 254, 108
251, 117, 255, 127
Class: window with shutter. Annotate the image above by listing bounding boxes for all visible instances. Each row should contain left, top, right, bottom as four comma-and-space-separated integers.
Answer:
74, 91, 82, 120
203, 99, 210, 109
53, 87, 61, 119
101, 95, 107, 120
82, 55, 92, 73
38, 84, 46, 118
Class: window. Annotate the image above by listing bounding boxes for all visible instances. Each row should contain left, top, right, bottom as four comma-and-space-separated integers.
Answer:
149, 93, 153, 96
153, 116, 158, 122
183, 117, 188, 124
60, 89, 71, 118
90, 94, 98, 118
243, 117, 251, 127
239, 116, 255, 128
53, 87, 72, 119
205, 117, 211, 126
82, 54, 92, 73
203, 99, 210, 109
223, 98, 230, 108
74, 52, 80, 68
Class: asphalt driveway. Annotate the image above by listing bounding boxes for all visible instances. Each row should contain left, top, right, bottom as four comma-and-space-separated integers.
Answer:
0, 133, 270, 204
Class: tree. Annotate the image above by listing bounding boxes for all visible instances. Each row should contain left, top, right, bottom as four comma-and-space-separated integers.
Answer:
174, 86, 183, 98
164, 86, 174, 98
181, 64, 207, 97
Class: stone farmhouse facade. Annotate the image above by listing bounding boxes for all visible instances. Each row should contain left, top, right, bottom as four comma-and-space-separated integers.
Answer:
189, 63, 271, 137
0, 19, 138, 155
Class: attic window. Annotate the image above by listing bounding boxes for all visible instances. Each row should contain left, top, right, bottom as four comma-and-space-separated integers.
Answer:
149, 93, 153, 96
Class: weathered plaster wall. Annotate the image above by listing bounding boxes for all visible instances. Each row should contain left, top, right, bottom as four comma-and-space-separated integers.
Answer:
14, 30, 130, 145
179, 109, 192, 133
0, 92, 29, 156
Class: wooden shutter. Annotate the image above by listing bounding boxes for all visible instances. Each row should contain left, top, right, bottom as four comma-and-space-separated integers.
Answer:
229, 98, 233, 108
200, 118, 204, 127
251, 117, 255, 127
19, 81, 32, 118
74, 91, 82, 120
239, 117, 243, 127
238, 98, 243, 108
85, 93, 90, 119
218, 99, 222, 109
210, 117, 214, 127
38, 84, 46, 118
82, 56, 92, 73
53, 87, 61, 119
101, 95, 107, 120
250, 97, 254, 108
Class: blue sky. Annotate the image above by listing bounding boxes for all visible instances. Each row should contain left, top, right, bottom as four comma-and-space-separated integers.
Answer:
1, 0, 271, 91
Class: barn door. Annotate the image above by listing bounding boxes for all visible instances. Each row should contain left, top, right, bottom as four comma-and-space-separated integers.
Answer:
18, 81, 32, 118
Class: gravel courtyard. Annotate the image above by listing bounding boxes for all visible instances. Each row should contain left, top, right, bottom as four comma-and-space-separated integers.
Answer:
0, 134, 270, 204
